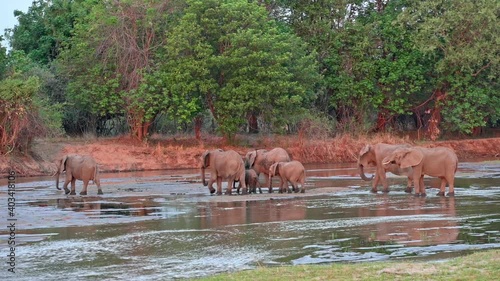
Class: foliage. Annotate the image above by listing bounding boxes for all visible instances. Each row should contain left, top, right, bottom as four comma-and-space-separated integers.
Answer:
162, 0, 319, 140
398, 0, 500, 134
0, 75, 40, 153
3, 0, 499, 140
5, 0, 84, 65
58, 0, 183, 139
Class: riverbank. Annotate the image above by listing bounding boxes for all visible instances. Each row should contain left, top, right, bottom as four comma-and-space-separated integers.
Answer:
1, 134, 499, 177
197, 249, 500, 281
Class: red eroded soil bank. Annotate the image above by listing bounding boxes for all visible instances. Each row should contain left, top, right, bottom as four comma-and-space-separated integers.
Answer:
1, 135, 499, 177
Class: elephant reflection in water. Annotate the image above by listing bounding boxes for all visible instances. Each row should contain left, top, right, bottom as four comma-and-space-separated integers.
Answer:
56, 197, 154, 216
198, 200, 307, 229
357, 196, 458, 246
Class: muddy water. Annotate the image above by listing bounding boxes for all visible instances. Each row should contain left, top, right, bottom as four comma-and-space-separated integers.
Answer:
1, 161, 499, 280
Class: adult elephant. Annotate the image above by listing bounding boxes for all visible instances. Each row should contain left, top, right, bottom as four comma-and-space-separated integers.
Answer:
55, 155, 102, 195
246, 147, 291, 193
358, 143, 414, 193
201, 149, 247, 195
382, 146, 458, 197
269, 160, 306, 193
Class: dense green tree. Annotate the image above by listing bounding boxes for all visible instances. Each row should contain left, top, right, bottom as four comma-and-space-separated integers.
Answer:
398, 0, 499, 137
59, 0, 184, 139
162, 0, 319, 139
5, 0, 86, 65
0, 51, 63, 154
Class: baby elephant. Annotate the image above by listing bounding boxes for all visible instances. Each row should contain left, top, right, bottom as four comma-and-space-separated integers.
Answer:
55, 155, 103, 195
269, 160, 306, 193
234, 169, 262, 194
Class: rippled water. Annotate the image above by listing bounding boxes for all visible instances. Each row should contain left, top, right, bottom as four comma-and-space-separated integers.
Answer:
0, 161, 499, 280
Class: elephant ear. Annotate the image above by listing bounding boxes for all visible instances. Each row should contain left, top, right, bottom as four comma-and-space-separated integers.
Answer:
359, 144, 371, 157
248, 151, 257, 168
59, 155, 68, 173
201, 151, 210, 168
400, 149, 423, 169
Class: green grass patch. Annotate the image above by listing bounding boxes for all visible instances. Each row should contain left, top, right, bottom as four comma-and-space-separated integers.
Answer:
195, 249, 499, 281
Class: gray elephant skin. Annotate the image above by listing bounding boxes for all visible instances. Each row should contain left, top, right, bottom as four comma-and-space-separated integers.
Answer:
382, 146, 458, 197
246, 147, 291, 193
269, 160, 306, 193
358, 143, 414, 193
234, 169, 261, 194
55, 155, 103, 195
201, 149, 247, 195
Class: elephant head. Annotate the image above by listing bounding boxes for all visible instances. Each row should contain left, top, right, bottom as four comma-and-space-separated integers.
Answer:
358, 144, 375, 181
246, 149, 266, 169
55, 155, 69, 190
200, 149, 223, 186
382, 148, 424, 169
201, 150, 211, 186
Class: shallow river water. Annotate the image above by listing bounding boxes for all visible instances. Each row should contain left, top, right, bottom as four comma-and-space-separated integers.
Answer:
1, 160, 499, 280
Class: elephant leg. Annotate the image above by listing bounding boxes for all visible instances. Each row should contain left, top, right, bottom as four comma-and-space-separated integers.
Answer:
267, 175, 273, 193
95, 178, 103, 195
225, 180, 233, 195
63, 176, 71, 195
380, 172, 390, 193
240, 173, 248, 195
216, 177, 223, 195
207, 176, 217, 194
80, 180, 89, 195
70, 178, 77, 195
287, 181, 293, 194
405, 177, 413, 193
414, 176, 426, 197
436, 178, 446, 196
371, 174, 380, 193
419, 176, 426, 195
447, 176, 455, 197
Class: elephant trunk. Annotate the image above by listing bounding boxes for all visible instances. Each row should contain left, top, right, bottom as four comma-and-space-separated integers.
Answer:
201, 167, 208, 186
359, 164, 374, 181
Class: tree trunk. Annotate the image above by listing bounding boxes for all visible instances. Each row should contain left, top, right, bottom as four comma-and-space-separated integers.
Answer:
427, 89, 445, 141
194, 116, 202, 140
247, 113, 259, 134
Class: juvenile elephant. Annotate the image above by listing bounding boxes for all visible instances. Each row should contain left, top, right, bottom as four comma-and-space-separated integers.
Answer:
382, 146, 458, 197
55, 155, 103, 195
234, 169, 262, 194
269, 160, 306, 193
358, 143, 414, 193
246, 147, 291, 193
201, 149, 246, 195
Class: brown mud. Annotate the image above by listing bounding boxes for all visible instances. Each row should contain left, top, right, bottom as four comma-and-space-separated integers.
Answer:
1, 134, 499, 177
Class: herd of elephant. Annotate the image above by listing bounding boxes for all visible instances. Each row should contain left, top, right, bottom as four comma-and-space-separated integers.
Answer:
54, 143, 458, 197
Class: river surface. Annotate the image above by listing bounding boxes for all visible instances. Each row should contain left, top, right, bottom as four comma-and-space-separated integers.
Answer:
1, 160, 499, 280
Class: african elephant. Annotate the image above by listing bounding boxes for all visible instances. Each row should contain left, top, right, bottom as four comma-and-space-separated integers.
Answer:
234, 169, 262, 194
55, 155, 102, 195
246, 147, 291, 193
269, 160, 306, 193
201, 149, 246, 195
358, 143, 414, 193
382, 146, 458, 197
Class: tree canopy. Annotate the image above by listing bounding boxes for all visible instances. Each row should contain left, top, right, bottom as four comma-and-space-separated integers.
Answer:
1, 0, 498, 147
